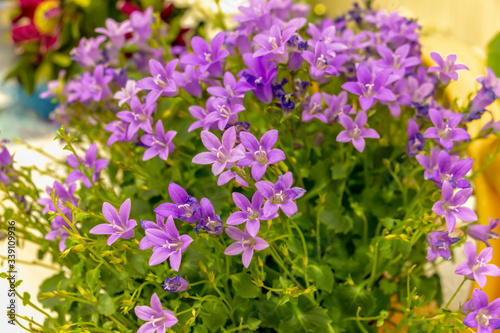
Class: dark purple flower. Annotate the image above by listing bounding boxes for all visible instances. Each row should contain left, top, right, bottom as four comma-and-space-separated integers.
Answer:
117, 96, 156, 140
463, 289, 500, 333
227, 191, 277, 237
467, 218, 499, 248
0, 140, 12, 185
140, 120, 176, 161
302, 42, 339, 80
114, 80, 140, 107
207, 71, 253, 105
455, 242, 500, 288
432, 180, 477, 232
90, 199, 137, 246
95, 18, 132, 48
134, 293, 178, 332
406, 119, 425, 157
162, 275, 188, 293
66, 144, 109, 188
192, 127, 245, 175
237, 129, 286, 181
255, 172, 305, 217
426, 230, 460, 261
253, 24, 296, 63
195, 198, 224, 235
137, 59, 179, 103
278, 93, 295, 115
224, 226, 269, 268
154, 183, 201, 223
341, 64, 395, 110
470, 68, 500, 115
423, 109, 470, 150
146, 216, 193, 269
181, 32, 229, 77
375, 44, 420, 79
302, 92, 327, 123
323, 91, 352, 123
337, 111, 380, 152
239, 53, 278, 103
428, 52, 469, 85
429, 151, 472, 189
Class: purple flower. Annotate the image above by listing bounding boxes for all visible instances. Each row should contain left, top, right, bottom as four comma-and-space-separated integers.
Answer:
341, 65, 395, 110
455, 242, 500, 288
70, 36, 106, 69
463, 289, 500, 333
134, 293, 178, 332
323, 91, 353, 123
195, 198, 224, 235
302, 42, 339, 80
130, 7, 153, 40
38, 181, 79, 215
139, 215, 167, 251
45, 212, 73, 252
207, 71, 253, 105
204, 98, 245, 131
416, 146, 441, 179
302, 93, 328, 123
237, 129, 285, 181
429, 151, 472, 189
140, 120, 176, 161
0, 140, 12, 185
117, 96, 156, 140
253, 24, 295, 64
154, 183, 201, 223
114, 80, 141, 107
69, 65, 113, 103
181, 32, 229, 77
428, 52, 469, 85
162, 275, 188, 293
423, 109, 470, 150
137, 59, 179, 103
90, 199, 137, 246
227, 191, 276, 237
239, 53, 278, 103
467, 218, 499, 248
146, 216, 193, 269
192, 127, 245, 175
432, 180, 477, 232
255, 172, 305, 217
337, 111, 380, 152
105, 120, 135, 146
406, 119, 425, 157
375, 44, 420, 79
66, 144, 109, 188
95, 18, 132, 48
224, 226, 269, 268
426, 231, 459, 261
172, 65, 206, 98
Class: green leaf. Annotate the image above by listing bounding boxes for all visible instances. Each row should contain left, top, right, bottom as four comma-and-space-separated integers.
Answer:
199, 301, 228, 333
0, 272, 9, 279
246, 317, 262, 330
52, 53, 72, 67
22, 292, 31, 306
86, 267, 101, 289
97, 293, 116, 316
488, 32, 500, 76
379, 279, 397, 295
307, 265, 334, 293
230, 273, 261, 299
320, 208, 353, 234
331, 164, 347, 180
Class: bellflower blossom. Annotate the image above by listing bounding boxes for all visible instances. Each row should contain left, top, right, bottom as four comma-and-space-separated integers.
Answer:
172, 65, 206, 98
323, 91, 352, 123
140, 120, 176, 161
429, 151, 472, 189
470, 67, 500, 114
302, 42, 339, 80
467, 218, 499, 247
66, 144, 109, 188
68, 65, 113, 103
238, 129, 286, 181
114, 80, 141, 107
117, 96, 156, 140
204, 98, 245, 131
70, 36, 106, 69
432, 180, 477, 232
337, 111, 380, 152
239, 53, 278, 103
105, 120, 135, 146
455, 242, 500, 288
181, 32, 229, 77
426, 231, 460, 261
130, 7, 154, 40
302, 92, 327, 123
341, 65, 395, 110
146, 216, 193, 269
256, 172, 305, 217
95, 18, 132, 49
154, 183, 201, 223
428, 52, 469, 85
137, 59, 179, 103
375, 44, 420, 79
416, 146, 442, 179
139, 215, 167, 251
423, 109, 470, 150
192, 127, 245, 176
224, 226, 269, 268
462, 289, 500, 333
0, 141, 13, 185
134, 293, 178, 332
227, 191, 277, 237
254, 24, 296, 64
90, 199, 137, 246
406, 119, 425, 157
207, 71, 253, 105
162, 275, 188, 293
195, 198, 224, 235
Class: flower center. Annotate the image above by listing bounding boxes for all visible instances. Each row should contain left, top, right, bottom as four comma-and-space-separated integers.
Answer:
255, 77, 263, 85
472, 258, 487, 272
364, 83, 375, 98
269, 37, 279, 50
393, 54, 401, 69
212, 146, 230, 164
219, 104, 232, 118
476, 309, 492, 328
205, 218, 219, 232
270, 191, 286, 205
309, 102, 322, 115
152, 137, 167, 148
177, 203, 193, 218
349, 127, 362, 139
242, 237, 257, 248
316, 54, 328, 70
154, 74, 169, 89
247, 207, 260, 221
438, 124, 452, 140
204, 52, 212, 63
164, 239, 183, 251
254, 146, 268, 166
150, 315, 166, 327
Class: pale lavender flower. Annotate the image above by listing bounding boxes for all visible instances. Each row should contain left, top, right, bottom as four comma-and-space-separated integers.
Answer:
204, 98, 245, 131
114, 80, 141, 107
72, 64, 113, 103
253, 24, 296, 64
146, 216, 193, 269
239, 53, 278, 103
432, 180, 477, 232
428, 52, 469, 85
224, 226, 269, 268
255, 172, 305, 217
192, 127, 245, 175
426, 231, 459, 261
207, 71, 253, 105
162, 275, 188, 293
90, 199, 137, 246
181, 32, 229, 77
140, 120, 176, 161
134, 293, 178, 332
195, 198, 224, 235
429, 151, 472, 189
70, 36, 106, 69
130, 7, 154, 40
66, 144, 109, 188
302, 92, 327, 123
172, 65, 206, 98
455, 242, 500, 288
416, 146, 442, 179
323, 91, 353, 123
227, 191, 276, 237
463, 289, 500, 333
302, 42, 339, 80
237, 129, 285, 181
117, 96, 156, 139
154, 183, 201, 223
337, 111, 380, 152
423, 108, 470, 150
95, 18, 132, 48
139, 215, 167, 251
467, 218, 499, 248
137, 59, 179, 103
105, 120, 135, 146
375, 44, 420, 79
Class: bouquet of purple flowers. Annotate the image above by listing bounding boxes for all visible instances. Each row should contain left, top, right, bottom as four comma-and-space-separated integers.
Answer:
3, 1, 500, 332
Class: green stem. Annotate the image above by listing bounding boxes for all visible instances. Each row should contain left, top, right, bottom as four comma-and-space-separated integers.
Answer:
444, 277, 468, 310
